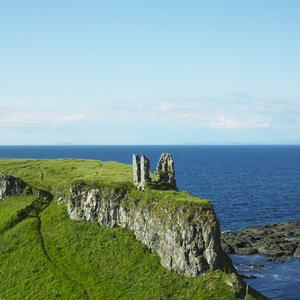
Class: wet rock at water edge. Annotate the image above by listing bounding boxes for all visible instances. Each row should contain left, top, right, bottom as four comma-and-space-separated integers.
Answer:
266, 257, 284, 263
241, 262, 265, 269
282, 256, 295, 261
221, 222, 300, 257
241, 274, 257, 279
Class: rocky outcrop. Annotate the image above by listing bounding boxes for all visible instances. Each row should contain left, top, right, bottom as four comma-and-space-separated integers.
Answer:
133, 154, 151, 190
56, 184, 220, 277
221, 222, 300, 258
155, 153, 177, 191
0, 172, 28, 200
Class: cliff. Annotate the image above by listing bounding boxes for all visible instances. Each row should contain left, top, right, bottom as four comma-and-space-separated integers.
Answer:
0, 158, 268, 299
56, 184, 220, 277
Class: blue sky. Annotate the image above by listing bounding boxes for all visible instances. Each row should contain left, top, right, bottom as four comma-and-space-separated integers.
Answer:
1, 0, 299, 145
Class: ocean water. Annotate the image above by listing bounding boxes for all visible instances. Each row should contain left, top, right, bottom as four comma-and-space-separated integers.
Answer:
1, 145, 299, 299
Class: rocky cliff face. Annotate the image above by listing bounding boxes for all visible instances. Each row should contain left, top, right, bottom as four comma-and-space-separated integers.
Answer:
0, 172, 28, 200
56, 185, 220, 277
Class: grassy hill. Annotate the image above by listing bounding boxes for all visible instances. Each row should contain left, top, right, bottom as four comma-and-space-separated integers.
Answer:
0, 158, 267, 299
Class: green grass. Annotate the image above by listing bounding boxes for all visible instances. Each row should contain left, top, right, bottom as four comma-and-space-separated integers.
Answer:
0, 195, 36, 232
0, 158, 211, 208
0, 158, 268, 299
40, 201, 240, 299
0, 198, 258, 300
0, 158, 133, 192
0, 217, 85, 299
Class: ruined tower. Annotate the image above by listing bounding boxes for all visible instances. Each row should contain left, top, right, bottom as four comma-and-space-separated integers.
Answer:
133, 154, 151, 190
155, 153, 178, 191
133, 153, 177, 191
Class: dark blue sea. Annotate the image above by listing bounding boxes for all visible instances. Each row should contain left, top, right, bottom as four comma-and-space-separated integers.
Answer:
1, 145, 299, 299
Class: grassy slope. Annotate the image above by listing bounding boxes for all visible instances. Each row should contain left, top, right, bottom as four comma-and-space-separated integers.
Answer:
0, 195, 35, 232
0, 158, 267, 299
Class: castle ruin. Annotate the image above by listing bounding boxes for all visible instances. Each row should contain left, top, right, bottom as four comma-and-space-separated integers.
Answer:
132, 154, 151, 190
155, 153, 178, 191
133, 153, 177, 191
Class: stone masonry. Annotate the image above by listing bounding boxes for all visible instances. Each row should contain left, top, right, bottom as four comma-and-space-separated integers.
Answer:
133, 153, 177, 191
132, 154, 141, 185
133, 154, 151, 190
155, 153, 178, 191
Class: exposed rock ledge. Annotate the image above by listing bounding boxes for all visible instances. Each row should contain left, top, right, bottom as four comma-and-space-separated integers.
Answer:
221, 222, 300, 258
56, 185, 220, 277
0, 172, 28, 200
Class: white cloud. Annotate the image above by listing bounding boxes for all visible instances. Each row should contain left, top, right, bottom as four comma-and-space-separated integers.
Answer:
52, 114, 84, 124
0, 113, 40, 124
0, 111, 84, 125
157, 101, 172, 111
206, 116, 270, 129
256, 122, 269, 128
207, 116, 241, 129
128, 96, 293, 129
78, 108, 99, 112
0, 96, 298, 133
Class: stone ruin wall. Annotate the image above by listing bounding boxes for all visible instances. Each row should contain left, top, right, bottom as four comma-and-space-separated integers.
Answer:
133, 153, 177, 191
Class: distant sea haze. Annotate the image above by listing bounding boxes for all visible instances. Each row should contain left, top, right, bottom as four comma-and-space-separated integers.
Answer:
1, 145, 300, 300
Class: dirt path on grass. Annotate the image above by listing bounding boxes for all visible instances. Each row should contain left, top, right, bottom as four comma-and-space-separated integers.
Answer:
1, 192, 91, 300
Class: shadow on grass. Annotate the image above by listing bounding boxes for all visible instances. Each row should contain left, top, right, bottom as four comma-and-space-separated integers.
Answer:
145, 181, 173, 191
0, 190, 53, 234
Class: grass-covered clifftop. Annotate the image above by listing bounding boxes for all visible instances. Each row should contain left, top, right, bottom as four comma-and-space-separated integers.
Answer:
0, 158, 268, 299
0, 158, 210, 208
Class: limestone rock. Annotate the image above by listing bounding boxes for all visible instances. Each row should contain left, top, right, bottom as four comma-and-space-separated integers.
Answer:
155, 153, 177, 190
0, 172, 28, 200
56, 185, 220, 277
225, 273, 244, 298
